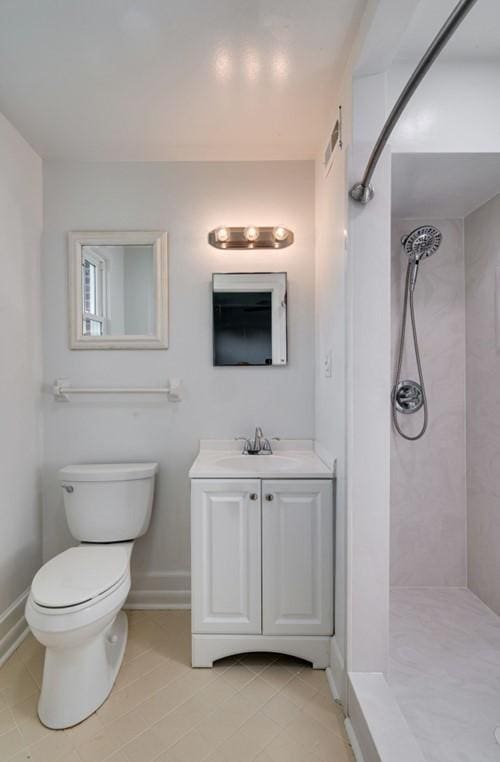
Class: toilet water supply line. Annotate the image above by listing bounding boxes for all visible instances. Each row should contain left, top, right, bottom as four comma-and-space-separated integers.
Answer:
350, 0, 480, 204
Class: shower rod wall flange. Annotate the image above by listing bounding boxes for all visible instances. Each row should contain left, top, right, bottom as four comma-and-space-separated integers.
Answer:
349, 0, 480, 205
350, 182, 374, 204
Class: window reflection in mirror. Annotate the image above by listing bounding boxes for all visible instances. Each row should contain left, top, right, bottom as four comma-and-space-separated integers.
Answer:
80, 245, 155, 337
212, 273, 287, 366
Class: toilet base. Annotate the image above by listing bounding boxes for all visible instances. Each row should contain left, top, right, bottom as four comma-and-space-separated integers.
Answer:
38, 610, 128, 729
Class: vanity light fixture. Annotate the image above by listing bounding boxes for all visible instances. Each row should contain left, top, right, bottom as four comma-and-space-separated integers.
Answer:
273, 225, 288, 242
208, 226, 294, 250
244, 226, 260, 242
214, 226, 230, 243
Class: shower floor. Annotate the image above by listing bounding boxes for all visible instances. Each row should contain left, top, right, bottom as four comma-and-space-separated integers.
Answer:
389, 587, 500, 762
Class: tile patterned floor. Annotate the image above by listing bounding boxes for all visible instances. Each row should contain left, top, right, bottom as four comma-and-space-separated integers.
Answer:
0, 611, 354, 762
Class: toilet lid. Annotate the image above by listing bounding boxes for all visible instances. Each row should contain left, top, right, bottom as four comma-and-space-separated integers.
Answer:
31, 546, 129, 608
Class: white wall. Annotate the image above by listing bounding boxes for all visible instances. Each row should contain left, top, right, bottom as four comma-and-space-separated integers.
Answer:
391, 218, 467, 587
344, 65, 393, 678
0, 113, 43, 616
389, 62, 500, 155
314, 76, 352, 697
313, 1, 395, 695
465, 194, 500, 615
42, 160, 315, 602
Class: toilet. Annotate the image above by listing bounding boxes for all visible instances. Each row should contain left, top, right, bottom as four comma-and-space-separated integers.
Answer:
25, 462, 158, 729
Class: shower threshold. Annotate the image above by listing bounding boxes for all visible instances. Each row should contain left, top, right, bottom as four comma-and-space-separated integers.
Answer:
389, 587, 500, 762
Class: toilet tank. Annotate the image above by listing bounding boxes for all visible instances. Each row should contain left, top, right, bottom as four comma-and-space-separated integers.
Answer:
59, 463, 158, 542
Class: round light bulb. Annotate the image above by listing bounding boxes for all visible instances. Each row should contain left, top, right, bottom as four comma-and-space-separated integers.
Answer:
244, 226, 260, 242
215, 227, 230, 243
273, 226, 288, 242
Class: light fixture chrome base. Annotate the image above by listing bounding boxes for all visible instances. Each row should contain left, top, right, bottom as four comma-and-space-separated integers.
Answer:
393, 380, 424, 414
208, 226, 293, 250
349, 183, 374, 204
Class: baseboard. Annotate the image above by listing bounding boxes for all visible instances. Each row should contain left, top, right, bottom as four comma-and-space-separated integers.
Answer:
328, 635, 346, 703
125, 591, 190, 609
125, 571, 191, 610
326, 667, 340, 701
0, 590, 30, 668
345, 718, 366, 762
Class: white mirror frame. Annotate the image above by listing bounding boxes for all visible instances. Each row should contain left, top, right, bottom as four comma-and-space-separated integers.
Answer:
68, 231, 168, 350
212, 272, 287, 365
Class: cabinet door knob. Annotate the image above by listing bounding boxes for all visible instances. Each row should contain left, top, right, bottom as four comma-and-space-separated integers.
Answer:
249, 493, 258, 501
265, 494, 274, 501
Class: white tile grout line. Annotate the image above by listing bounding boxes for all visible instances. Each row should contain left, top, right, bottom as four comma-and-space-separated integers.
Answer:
88, 658, 311, 761
145, 676, 313, 762
114, 657, 346, 762
19, 660, 338, 762
97, 660, 290, 760
0, 639, 45, 754
3, 613, 346, 762
4, 637, 272, 759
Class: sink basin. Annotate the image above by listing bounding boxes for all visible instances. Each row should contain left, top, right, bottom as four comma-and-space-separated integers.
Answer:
188, 442, 335, 479
214, 455, 299, 473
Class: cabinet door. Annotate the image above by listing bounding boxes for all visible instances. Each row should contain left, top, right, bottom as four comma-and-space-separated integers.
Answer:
191, 479, 261, 634
262, 479, 333, 636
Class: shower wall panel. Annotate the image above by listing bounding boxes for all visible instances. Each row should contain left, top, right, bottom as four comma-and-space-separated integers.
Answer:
465, 195, 500, 615
391, 219, 467, 586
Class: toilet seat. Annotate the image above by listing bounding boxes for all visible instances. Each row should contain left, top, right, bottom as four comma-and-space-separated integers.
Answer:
31, 545, 130, 609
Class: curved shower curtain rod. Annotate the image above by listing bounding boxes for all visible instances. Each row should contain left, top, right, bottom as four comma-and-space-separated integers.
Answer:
350, 0, 480, 204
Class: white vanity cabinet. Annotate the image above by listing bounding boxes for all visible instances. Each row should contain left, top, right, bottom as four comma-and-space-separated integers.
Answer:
262, 480, 333, 636
191, 476, 333, 668
190, 479, 262, 634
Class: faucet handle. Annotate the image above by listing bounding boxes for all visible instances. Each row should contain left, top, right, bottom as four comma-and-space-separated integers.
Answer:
235, 436, 251, 454
260, 438, 273, 455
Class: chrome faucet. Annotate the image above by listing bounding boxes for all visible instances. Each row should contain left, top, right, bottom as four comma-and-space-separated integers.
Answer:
253, 427, 263, 452
235, 428, 277, 455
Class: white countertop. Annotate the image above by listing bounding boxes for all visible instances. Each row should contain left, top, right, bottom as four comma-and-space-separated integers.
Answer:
189, 439, 334, 479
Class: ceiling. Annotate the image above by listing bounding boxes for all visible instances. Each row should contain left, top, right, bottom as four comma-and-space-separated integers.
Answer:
392, 153, 500, 219
0, 0, 364, 161
395, 0, 500, 63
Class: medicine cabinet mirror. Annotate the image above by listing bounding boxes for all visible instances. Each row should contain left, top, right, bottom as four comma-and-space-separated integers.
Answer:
212, 272, 287, 366
68, 231, 168, 349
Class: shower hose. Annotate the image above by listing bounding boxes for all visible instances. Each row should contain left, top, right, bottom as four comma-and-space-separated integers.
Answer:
392, 260, 428, 441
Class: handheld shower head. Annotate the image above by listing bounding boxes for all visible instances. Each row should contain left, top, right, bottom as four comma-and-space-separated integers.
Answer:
393, 224, 442, 440
401, 225, 442, 263
401, 225, 442, 291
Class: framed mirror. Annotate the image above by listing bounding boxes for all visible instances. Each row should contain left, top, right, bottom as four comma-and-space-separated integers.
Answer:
68, 231, 168, 349
212, 272, 287, 366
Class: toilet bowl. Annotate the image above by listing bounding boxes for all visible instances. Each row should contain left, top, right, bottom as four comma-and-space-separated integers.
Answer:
25, 462, 158, 729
